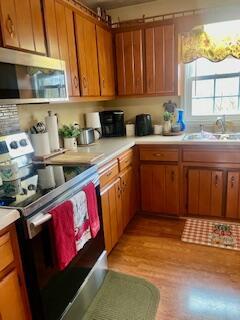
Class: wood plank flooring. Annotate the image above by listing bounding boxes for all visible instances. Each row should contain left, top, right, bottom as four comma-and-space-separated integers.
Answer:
108, 214, 240, 320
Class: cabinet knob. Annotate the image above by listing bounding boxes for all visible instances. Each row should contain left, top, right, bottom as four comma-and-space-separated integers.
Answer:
215, 174, 218, 186
6, 15, 15, 38
106, 171, 112, 177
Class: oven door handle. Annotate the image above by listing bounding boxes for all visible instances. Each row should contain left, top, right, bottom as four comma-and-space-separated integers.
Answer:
30, 213, 52, 228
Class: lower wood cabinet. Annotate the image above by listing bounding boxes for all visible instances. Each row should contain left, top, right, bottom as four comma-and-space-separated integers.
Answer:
226, 171, 240, 219
187, 168, 223, 217
0, 225, 30, 320
140, 164, 179, 215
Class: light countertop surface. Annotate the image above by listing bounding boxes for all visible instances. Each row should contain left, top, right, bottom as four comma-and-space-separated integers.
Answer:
0, 208, 20, 231
77, 134, 240, 167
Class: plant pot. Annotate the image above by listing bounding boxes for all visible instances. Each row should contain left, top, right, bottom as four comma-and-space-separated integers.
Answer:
163, 120, 171, 134
63, 137, 77, 151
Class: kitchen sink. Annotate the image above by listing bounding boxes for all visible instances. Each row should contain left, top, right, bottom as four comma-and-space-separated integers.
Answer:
183, 133, 240, 141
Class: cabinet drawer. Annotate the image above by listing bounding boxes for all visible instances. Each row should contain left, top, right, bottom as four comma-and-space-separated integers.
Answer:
100, 161, 119, 187
183, 149, 240, 164
140, 149, 179, 162
0, 232, 14, 272
118, 149, 133, 171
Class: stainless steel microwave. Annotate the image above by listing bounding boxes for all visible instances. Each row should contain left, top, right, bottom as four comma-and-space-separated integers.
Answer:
0, 47, 68, 104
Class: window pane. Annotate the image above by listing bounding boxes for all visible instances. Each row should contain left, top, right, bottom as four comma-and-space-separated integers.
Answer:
215, 77, 239, 96
192, 98, 214, 115
215, 97, 239, 114
192, 80, 214, 97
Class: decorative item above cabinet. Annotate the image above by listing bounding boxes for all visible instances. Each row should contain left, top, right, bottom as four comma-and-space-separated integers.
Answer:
0, 0, 46, 55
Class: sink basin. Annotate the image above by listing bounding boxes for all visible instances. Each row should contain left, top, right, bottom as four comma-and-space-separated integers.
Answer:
184, 133, 240, 141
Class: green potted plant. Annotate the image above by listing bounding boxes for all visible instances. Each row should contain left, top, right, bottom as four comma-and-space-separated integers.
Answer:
163, 111, 173, 134
59, 124, 80, 151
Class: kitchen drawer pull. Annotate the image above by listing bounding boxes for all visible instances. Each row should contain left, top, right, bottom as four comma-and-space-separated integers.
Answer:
154, 153, 164, 157
106, 171, 112, 177
6, 15, 15, 38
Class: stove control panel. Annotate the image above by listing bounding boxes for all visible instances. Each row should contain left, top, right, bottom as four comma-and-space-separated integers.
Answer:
0, 132, 34, 160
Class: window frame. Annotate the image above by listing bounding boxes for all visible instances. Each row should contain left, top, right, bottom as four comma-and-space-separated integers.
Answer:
184, 64, 240, 123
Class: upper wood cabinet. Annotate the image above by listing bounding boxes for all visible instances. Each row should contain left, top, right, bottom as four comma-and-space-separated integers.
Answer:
187, 168, 223, 217
75, 14, 100, 97
96, 26, 115, 96
145, 24, 176, 95
115, 29, 144, 96
0, 0, 46, 54
43, 0, 80, 97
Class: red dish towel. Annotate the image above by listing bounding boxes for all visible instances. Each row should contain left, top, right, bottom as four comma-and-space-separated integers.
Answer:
50, 201, 77, 270
83, 182, 100, 238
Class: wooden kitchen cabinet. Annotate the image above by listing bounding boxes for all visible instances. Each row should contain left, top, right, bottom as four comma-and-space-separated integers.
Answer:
115, 29, 144, 96
120, 166, 135, 228
75, 13, 100, 97
187, 168, 223, 217
226, 172, 240, 219
96, 26, 115, 96
141, 164, 179, 215
0, 225, 30, 320
0, 0, 46, 54
43, 0, 80, 97
101, 178, 123, 254
145, 24, 176, 95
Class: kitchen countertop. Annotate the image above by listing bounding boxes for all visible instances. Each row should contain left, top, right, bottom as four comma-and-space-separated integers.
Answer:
0, 208, 20, 231
78, 134, 240, 167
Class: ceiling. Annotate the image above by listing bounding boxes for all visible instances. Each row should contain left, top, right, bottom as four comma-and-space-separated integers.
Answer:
82, 0, 157, 10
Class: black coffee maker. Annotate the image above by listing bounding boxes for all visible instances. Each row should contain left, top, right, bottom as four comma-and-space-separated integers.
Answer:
135, 114, 153, 136
100, 110, 125, 137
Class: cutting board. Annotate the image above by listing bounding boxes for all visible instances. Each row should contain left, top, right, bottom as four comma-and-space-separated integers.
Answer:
47, 151, 104, 164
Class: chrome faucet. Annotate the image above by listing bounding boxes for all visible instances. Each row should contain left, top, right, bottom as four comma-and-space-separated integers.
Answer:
216, 115, 226, 133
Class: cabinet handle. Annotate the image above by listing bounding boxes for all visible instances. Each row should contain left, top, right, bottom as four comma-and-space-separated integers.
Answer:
215, 174, 218, 186
73, 76, 78, 88
117, 185, 121, 198
6, 15, 15, 38
82, 76, 87, 89
154, 153, 164, 158
102, 79, 105, 88
106, 171, 112, 177
171, 171, 175, 182
231, 176, 235, 188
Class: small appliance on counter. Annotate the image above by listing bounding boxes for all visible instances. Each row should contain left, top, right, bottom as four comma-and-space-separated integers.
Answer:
100, 110, 125, 137
135, 114, 153, 136
78, 128, 95, 145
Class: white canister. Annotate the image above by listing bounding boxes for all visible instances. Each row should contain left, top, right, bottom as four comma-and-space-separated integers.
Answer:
153, 125, 163, 135
31, 132, 51, 157
126, 124, 135, 137
64, 137, 78, 151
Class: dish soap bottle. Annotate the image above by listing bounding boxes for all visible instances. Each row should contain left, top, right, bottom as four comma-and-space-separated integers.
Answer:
176, 109, 186, 131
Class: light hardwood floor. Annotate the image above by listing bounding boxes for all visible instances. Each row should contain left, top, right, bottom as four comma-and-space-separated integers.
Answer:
108, 214, 240, 320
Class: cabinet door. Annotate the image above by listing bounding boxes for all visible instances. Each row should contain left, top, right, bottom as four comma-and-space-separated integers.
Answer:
0, 270, 26, 320
30, 0, 46, 55
145, 24, 175, 95
188, 169, 223, 217
14, 0, 35, 52
43, 0, 60, 59
0, 0, 19, 48
108, 180, 120, 249
165, 165, 179, 215
55, 2, 80, 97
96, 26, 115, 96
115, 29, 143, 96
121, 166, 134, 228
75, 14, 100, 97
115, 178, 123, 237
226, 172, 240, 219
101, 190, 112, 254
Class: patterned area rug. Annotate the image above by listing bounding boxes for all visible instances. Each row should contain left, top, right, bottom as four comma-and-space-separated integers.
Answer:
182, 219, 240, 251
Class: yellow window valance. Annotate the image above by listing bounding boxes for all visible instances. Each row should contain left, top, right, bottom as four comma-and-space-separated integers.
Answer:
181, 22, 240, 64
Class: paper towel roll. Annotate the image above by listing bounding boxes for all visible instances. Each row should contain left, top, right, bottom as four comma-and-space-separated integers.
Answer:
45, 112, 60, 152
38, 166, 56, 190
85, 112, 101, 129
31, 132, 51, 157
